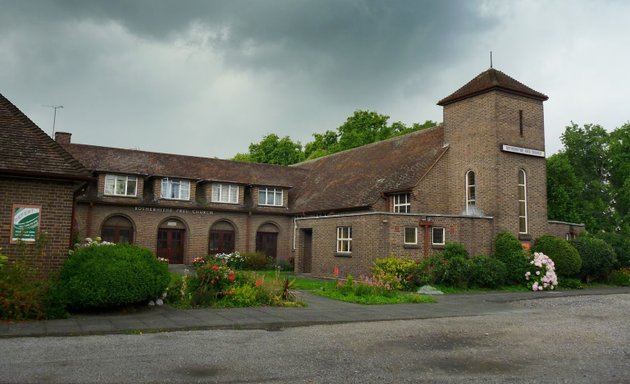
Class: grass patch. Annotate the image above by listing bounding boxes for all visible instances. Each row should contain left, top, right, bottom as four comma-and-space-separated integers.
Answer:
312, 288, 436, 305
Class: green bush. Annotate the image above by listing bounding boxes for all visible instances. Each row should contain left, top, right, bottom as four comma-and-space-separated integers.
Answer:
241, 252, 271, 270
572, 236, 617, 283
608, 269, 630, 286
494, 232, 530, 284
441, 256, 471, 288
417, 253, 448, 285
59, 244, 170, 311
442, 243, 469, 260
595, 232, 630, 268
469, 255, 507, 288
372, 255, 417, 290
559, 278, 583, 289
532, 235, 582, 277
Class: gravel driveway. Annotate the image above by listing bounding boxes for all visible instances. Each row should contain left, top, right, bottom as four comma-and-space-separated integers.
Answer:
0, 293, 628, 383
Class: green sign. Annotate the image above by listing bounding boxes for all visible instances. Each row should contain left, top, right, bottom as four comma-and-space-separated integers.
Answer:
12, 205, 41, 242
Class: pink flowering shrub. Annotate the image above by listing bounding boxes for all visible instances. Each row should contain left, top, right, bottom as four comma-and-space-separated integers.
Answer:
525, 252, 558, 291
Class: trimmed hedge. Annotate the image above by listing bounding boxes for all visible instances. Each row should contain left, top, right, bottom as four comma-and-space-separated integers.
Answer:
572, 236, 617, 283
493, 232, 530, 284
469, 255, 507, 288
59, 244, 170, 310
532, 235, 582, 277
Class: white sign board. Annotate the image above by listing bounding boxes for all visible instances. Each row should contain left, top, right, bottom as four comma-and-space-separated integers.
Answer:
502, 144, 545, 158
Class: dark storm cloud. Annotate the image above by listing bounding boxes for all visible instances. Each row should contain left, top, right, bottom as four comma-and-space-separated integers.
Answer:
3, 0, 496, 101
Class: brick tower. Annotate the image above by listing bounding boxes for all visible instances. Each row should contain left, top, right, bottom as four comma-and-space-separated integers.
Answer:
438, 68, 549, 243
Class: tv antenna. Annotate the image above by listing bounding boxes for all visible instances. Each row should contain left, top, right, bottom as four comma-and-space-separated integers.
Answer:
42, 105, 64, 137
490, 51, 493, 68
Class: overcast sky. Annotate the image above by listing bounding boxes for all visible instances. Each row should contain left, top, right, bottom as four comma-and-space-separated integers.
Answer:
1, 0, 628, 159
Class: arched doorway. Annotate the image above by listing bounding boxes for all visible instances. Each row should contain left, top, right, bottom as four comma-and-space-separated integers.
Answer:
256, 223, 279, 260
157, 218, 186, 264
209, 220, 236, 255
101, 215, 134, 244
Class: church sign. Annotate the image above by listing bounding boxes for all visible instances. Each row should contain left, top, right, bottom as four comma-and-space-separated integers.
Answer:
11, 204, 41, 243
501, 144, 545, 158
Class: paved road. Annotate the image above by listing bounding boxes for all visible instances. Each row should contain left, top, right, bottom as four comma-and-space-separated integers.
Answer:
1, 293, 628, 383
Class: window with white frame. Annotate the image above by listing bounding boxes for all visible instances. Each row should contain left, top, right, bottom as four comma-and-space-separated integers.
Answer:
466, 171, 476, 214
211, 183, 239, 204
336, 226, 352, 253
393, 193, 411, 213
160, 178, 190, 200
518, 169, 528, 234
432, 227, 445, 245
104, 174, 137, 197
258, 187, 283, 206
404, 227, 418, 245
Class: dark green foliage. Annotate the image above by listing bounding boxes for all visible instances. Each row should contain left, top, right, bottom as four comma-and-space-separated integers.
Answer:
241, 252, 271, 270
559, 278, 583, 289
469, 255, 507, 288
608, 269, 630, 286
59, 244, 170, 311
532, 235, 582, 277
595, 232, 630, 268
572, 236, 617, 283
442, 242, 469, 260
440, 256, 471, 288
494, 232, 530, 284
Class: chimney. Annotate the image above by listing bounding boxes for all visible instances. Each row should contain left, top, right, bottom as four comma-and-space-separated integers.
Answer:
55, 131, 72, 145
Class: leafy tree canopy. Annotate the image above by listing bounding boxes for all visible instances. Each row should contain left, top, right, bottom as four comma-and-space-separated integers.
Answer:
234, 109, 437, 165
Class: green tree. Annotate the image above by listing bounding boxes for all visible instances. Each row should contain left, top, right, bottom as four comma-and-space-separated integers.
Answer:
546, 153, 582, 224
234, 134, 305, 166
304, 130, 338, 160
608, 123, 630, 233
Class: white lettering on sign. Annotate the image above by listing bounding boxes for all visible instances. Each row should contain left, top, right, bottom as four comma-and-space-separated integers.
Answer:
134, 206, 213, 215
502, 144, 545, 158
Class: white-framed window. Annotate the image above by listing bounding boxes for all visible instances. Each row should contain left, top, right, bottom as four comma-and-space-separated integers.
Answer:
466, 170, 476, 214
392, 193, 411, 213
432, 227, 445, 245
104, 174, 137, 197
336, 226, 352, 253
518, 169, 528, 234
211, 183, 239, 204
160, 178, 190, 200
258, 187, 283, 206
404, 227, 418, 245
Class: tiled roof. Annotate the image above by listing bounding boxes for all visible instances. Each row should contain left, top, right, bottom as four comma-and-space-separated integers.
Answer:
437, 68, 548, 106
0, 93, 90, 180
62, 143, 309, 188
290, 126, 447, 213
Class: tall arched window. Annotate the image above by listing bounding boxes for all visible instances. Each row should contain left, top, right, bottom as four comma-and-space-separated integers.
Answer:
465, 171, 476, 214
518, 169, 528, 234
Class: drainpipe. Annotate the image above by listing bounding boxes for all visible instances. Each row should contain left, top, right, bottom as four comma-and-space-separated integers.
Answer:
246, 211, 251, 252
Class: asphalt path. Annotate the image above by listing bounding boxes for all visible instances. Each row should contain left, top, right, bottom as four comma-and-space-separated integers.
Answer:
0, 293, 628, 383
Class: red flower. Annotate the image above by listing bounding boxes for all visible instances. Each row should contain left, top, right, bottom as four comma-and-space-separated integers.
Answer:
228, 271, 236, 281
255, 279, 263, 287
211, 265, 220, 271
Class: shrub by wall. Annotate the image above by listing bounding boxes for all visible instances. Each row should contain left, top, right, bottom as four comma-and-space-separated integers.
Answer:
469, 255, 507, 288
59, 244, 170, 311
532, 235, 582, 277
572, 236, 617, 283
493, 232, 530, 284
595, 232, 630, 268
372, 255, 417, 290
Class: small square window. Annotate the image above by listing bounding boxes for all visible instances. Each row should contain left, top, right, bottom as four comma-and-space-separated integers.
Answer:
392, 193, 411, 213
404, 227, 417, 244
432, 227, 445, 246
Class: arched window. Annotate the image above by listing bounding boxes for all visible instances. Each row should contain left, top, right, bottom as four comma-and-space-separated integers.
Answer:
101, 215, 134, 244
466, 171, 476, 214
256, 223, 279, 260
518, 170, 528, 234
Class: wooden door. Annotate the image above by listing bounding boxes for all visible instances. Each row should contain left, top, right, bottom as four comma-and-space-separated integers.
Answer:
157, 229, 185, 264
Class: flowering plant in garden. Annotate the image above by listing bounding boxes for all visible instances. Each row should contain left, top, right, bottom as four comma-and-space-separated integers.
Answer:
213, 251, 246, 269
525, 252, 558, 291
69, 237, 114, 255
157, 257, 169, 263
192, 256, 206, 267
196, 260, 237, 295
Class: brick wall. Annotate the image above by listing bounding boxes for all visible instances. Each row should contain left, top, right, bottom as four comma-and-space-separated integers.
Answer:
74, 202, 293, 264
442, 90, 548, 241
0, 177, 80, 274
547, 220, 586, 240
294, 212, 494, 278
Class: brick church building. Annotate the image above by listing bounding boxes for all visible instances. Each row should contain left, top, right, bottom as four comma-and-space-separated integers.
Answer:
2, 68, 583, 277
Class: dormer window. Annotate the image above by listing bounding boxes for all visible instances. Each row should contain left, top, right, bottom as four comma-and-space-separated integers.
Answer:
258, 187, 283, 207
104, 175, 137, 197
392, 193, 411, 213
161, 178, 190, 200
211, 183, 239, 204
